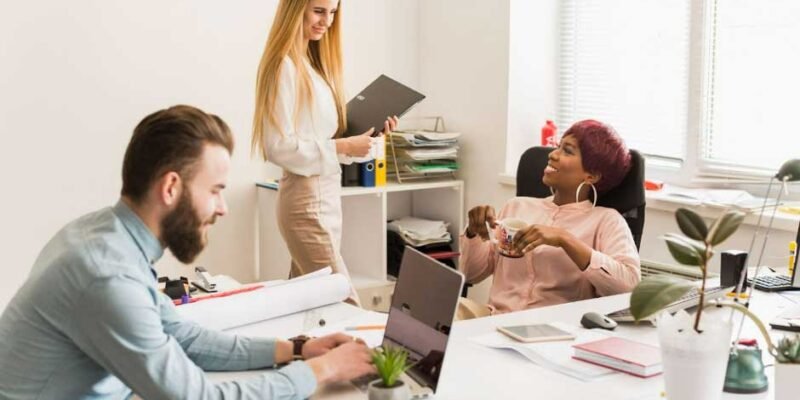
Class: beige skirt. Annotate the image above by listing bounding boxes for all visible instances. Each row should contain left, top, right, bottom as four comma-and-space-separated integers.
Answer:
276, 171, 359, 302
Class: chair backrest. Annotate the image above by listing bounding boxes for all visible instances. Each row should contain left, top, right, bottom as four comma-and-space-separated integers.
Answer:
515, 146, 646, 250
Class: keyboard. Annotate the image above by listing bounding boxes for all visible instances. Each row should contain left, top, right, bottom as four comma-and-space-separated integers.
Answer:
607, 285, 731, 322
749, 275, 800, 292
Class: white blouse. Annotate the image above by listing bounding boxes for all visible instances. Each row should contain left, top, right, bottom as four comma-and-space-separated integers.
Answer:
264, 57, 360, 177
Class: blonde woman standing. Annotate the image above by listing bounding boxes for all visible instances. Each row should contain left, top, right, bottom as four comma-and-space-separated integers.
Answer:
252, 0, 397, 301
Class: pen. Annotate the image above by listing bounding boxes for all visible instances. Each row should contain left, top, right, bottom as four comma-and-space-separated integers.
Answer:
789, 241, 797, 275
344, 325, 385, 331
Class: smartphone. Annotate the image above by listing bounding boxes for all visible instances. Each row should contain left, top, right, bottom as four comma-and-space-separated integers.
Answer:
496, 324, 575, 343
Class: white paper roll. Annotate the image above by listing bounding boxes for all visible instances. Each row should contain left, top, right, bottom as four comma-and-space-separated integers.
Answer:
176, 273, 351, 331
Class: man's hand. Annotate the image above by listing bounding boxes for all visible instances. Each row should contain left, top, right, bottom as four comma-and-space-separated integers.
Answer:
302, 333, 354, 359
305, 341, 375, 384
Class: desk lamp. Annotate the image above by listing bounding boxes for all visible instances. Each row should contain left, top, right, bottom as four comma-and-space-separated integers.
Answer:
724, 158, 800, 394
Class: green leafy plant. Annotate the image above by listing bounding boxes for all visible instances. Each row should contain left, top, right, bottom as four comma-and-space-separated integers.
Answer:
630, 208, 746, 332
371, 345, 411, 388
775, 334, 800, 364
629, 208, 781, 357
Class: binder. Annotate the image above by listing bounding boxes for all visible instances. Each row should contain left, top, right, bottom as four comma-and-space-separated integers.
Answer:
341, 163, 360, 187
375, 136, 387, 186
359, 160, 376, 187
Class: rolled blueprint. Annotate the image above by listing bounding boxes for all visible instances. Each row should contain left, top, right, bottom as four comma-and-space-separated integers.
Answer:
176, 272, 351, 331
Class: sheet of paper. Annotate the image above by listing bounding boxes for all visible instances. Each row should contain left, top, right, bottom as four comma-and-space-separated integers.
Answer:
471, 323, 618, 381
307, 311, 388, 348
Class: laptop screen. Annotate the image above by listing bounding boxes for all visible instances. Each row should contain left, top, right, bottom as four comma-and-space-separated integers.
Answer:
381, 247, 463, 391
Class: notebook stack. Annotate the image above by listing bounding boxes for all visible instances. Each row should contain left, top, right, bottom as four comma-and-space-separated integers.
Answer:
572, 337, 662, 378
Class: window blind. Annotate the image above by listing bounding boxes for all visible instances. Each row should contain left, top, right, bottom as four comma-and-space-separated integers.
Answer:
703, 0, 800, 172
558, 0, 691, 160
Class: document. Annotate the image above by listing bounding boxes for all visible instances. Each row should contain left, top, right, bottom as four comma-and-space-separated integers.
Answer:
177, 269, 351, 331
471, 323, 617, 381
307, 310, 388, 348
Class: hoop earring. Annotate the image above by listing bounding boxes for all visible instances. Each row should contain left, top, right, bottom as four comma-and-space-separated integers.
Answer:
549, 187, 555, 196
576, 182, 598, 208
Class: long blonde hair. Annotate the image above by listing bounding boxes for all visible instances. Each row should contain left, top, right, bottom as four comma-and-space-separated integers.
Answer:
251, 0, 347, 160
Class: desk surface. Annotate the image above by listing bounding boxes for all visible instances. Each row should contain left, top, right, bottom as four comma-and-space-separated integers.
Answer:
209, 291, 800, 400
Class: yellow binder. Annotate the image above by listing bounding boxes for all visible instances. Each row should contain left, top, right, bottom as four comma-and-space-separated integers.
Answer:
375, 135, 387, 186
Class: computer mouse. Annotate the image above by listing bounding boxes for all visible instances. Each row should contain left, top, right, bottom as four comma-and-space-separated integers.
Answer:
580, 311, 618, 330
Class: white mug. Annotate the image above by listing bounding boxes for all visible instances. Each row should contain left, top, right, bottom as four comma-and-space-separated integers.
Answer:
498, 218, 527, 256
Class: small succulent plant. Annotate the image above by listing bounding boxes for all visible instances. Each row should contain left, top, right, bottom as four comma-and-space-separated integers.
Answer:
775, 334, 800, 364
371, 345, 412, 388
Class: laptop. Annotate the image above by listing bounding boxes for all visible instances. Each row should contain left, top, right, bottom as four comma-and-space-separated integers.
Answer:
350, 246, 464, 398
343, 75, 425, 137
748, 219, 800, 291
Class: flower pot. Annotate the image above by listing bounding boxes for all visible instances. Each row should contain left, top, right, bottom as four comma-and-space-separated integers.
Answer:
657, 310, 733, 400
775, 362, 800, 400
367, 379, 410, 400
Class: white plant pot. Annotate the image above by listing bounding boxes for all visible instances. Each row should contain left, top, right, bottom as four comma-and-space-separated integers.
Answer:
656, 310, 733, 400
367, 379, 410, 400
775, 362, 800, 400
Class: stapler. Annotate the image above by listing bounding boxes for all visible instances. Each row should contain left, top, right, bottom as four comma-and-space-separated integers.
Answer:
192, 266, 218, 293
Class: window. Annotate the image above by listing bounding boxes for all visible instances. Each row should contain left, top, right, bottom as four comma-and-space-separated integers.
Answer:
558, 0, 691, 161
557, 0, 800, 178
703, 0, 800, 173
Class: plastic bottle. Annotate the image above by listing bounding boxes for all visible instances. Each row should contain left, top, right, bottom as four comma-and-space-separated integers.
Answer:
541, 120, 558, 147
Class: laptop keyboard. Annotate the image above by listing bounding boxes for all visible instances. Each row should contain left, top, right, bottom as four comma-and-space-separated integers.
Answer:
749, 275, 796, 291
607, 285, 729, 322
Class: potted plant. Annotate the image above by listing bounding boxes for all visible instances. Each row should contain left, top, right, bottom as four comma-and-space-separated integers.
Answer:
368, 345, 412, 400
775, 334, 800, 400
629, 208, 777, 400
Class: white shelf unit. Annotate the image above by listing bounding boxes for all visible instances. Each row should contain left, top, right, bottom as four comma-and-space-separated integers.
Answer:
256, 180, 464, 307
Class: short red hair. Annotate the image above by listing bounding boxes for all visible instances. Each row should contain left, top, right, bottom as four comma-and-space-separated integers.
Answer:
562, 120, 631, 194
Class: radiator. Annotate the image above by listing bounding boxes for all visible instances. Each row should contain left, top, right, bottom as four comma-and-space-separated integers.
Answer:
640, 259, 719, 281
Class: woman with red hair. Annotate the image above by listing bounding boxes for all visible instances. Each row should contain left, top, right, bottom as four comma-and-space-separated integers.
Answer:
459, 120, 640, 318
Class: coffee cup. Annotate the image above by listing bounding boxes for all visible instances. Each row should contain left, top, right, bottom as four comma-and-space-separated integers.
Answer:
497, 218, 527, 257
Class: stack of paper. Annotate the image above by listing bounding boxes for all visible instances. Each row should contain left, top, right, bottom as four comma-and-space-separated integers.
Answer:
388, 216, 451, 247
650, 185, 780, 211
387, 130, 460, 179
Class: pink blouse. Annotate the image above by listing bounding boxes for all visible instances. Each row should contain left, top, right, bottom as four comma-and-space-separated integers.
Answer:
459, 197, 641, 314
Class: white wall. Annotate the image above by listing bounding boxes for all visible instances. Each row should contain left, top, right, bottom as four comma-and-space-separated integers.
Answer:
0, 0, 419, 309
416, 0, 512, 303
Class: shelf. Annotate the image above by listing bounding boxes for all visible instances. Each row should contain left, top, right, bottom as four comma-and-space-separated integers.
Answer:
256, 179, 463, 197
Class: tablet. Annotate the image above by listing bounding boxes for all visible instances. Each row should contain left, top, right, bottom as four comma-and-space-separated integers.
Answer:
496, 324, 576, 343
343, 75, 425, 137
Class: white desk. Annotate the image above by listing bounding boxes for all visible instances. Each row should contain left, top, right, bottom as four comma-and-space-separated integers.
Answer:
209, 291, 799, 400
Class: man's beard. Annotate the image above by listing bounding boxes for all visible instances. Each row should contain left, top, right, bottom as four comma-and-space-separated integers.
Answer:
161, 188, 213, 264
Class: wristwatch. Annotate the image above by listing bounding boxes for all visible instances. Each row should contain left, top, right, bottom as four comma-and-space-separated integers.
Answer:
289, 335, 310, 360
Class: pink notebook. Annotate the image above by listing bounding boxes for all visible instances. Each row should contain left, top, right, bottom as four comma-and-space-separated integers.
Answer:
572, 337, 662, 378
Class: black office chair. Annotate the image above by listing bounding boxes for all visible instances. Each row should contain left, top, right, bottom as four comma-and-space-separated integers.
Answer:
515, 146, 646, 250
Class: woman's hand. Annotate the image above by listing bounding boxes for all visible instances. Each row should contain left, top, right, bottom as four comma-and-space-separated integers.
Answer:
511, 225, 568, 254
337, 128, 374, 157
466, 205, 497, 240
383, 115, 399, 135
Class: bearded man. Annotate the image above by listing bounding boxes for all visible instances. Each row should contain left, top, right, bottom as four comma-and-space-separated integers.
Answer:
0, 105, 374, 399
